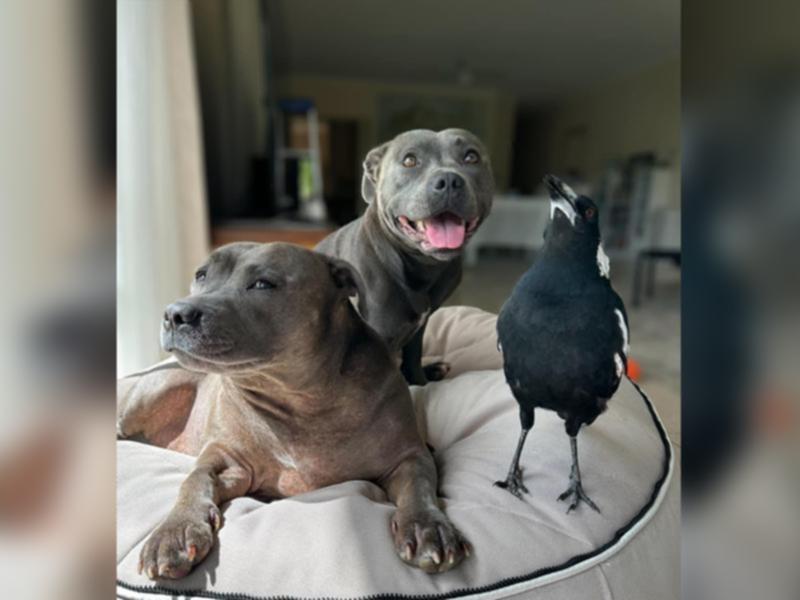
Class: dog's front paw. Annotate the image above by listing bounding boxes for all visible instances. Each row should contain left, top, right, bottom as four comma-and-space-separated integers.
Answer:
139, 505, 222, 580
391, 507, 470, 573
423, 361, 451, 382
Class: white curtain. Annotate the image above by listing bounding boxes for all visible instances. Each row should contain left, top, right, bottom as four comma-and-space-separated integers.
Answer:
117, 0, 209, 376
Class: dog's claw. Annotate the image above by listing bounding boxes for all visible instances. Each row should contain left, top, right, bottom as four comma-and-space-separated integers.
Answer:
392, 508, 469, 573
209, 506, 222, 531
139, 507, 218, 580
403, 543, 414, 562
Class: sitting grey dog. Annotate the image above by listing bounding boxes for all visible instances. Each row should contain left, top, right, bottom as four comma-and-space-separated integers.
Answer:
316, 128, 495, 385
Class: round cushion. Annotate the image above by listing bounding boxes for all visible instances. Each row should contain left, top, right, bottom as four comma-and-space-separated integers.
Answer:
117, 307, 676, 599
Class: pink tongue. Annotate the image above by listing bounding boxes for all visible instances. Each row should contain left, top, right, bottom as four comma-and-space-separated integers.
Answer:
423, 213, 466, 249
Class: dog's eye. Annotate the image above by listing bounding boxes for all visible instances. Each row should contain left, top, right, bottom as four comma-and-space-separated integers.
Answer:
248, 279, 274, 291
402, 153, 417, 168
194, 269, 207, 282
463, 150, 480, 164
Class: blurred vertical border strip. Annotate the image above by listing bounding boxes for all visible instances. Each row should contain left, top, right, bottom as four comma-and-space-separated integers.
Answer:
0, 1, 116, 599
683, 0, 800, 599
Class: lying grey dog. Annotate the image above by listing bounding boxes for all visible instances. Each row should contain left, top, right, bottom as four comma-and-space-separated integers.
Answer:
316, 128, 494, 385
117, 242, 470, 579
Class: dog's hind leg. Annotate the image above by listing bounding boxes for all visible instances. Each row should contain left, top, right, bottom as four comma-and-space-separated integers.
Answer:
117, 360, 203, 447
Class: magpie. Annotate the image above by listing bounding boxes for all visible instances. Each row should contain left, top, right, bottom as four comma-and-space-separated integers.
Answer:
493, 174, 629, 512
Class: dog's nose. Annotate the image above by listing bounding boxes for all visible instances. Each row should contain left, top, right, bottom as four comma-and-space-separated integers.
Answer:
164, 302, 202, 329
431, 172, 465, 193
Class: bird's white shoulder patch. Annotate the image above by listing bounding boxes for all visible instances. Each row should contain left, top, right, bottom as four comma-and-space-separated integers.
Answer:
596, 243, 610, 278
614, 308, 629, 356
614, 353, 624, 379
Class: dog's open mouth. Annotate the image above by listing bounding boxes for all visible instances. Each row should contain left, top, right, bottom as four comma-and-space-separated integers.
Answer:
397, 212, 479, 250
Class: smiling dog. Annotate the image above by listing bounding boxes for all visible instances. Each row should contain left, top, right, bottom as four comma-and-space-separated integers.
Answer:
316, 128, 495, 384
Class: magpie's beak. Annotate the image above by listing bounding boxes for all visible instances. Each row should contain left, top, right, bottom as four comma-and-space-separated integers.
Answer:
544, 174, 578, 225
544, 174, 577, 211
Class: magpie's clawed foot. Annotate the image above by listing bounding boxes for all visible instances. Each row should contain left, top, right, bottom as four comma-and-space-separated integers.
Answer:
494, 466, 529, 499
557, 477, 600, 513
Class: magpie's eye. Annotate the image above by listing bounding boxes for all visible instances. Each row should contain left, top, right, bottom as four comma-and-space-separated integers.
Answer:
194, 269, 207, 282
248, 279, 274, 291
402, 153, 417, 168
584, 207, 596, 219
464, 150, 480, 164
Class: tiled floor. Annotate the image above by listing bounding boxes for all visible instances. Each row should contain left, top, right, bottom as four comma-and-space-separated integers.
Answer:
447, 250, 681, 447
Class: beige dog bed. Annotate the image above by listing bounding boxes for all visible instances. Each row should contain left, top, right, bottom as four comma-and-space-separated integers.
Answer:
117, 307, 677, 599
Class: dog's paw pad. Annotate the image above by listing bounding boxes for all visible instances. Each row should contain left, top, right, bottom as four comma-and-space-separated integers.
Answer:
391, 509, 470, 573
139, 509, 218, 580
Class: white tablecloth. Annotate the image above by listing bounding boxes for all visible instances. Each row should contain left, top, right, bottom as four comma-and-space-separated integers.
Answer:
466, 196, 550, 265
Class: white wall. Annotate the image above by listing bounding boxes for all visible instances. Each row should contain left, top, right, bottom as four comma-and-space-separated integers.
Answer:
516, 58, 681, 206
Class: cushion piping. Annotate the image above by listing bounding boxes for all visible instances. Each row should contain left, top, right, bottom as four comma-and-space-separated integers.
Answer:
117, 376, 674, 600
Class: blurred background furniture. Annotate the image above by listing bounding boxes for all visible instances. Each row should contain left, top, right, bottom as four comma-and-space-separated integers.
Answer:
211, 219, 332, 249
607, 161, 681, 306
464, 195, 550, 266
632, 207, 681, 306
273, 99, 327, 222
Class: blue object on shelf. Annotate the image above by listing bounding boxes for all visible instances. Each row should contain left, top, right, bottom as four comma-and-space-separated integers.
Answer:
279, 98, 315, 114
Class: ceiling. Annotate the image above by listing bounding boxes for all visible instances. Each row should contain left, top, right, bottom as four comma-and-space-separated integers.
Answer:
268, 0, 679, 106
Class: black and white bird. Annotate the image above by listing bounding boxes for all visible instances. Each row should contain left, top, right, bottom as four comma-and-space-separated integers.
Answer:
494, 174, 629, 512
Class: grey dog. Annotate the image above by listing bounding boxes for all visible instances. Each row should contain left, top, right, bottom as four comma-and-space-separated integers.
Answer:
316, 128, 495, 385
118, 242, 470, 579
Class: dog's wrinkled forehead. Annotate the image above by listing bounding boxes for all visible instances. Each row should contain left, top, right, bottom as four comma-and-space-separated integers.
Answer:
195, 242, 322, 289
387, 128, 486, 163
204, 242, 258, 276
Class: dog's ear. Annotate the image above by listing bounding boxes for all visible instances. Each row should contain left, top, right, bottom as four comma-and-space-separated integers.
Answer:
361, 142, 389, 204
325, 256, 368, 319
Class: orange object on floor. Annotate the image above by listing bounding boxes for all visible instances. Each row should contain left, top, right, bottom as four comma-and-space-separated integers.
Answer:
627, 358, 642, 381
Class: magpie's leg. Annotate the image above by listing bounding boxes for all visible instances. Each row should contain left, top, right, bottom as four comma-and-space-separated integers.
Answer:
494, 408, 534, 499
494, 427, 530, 498
557, 435, 601, 513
